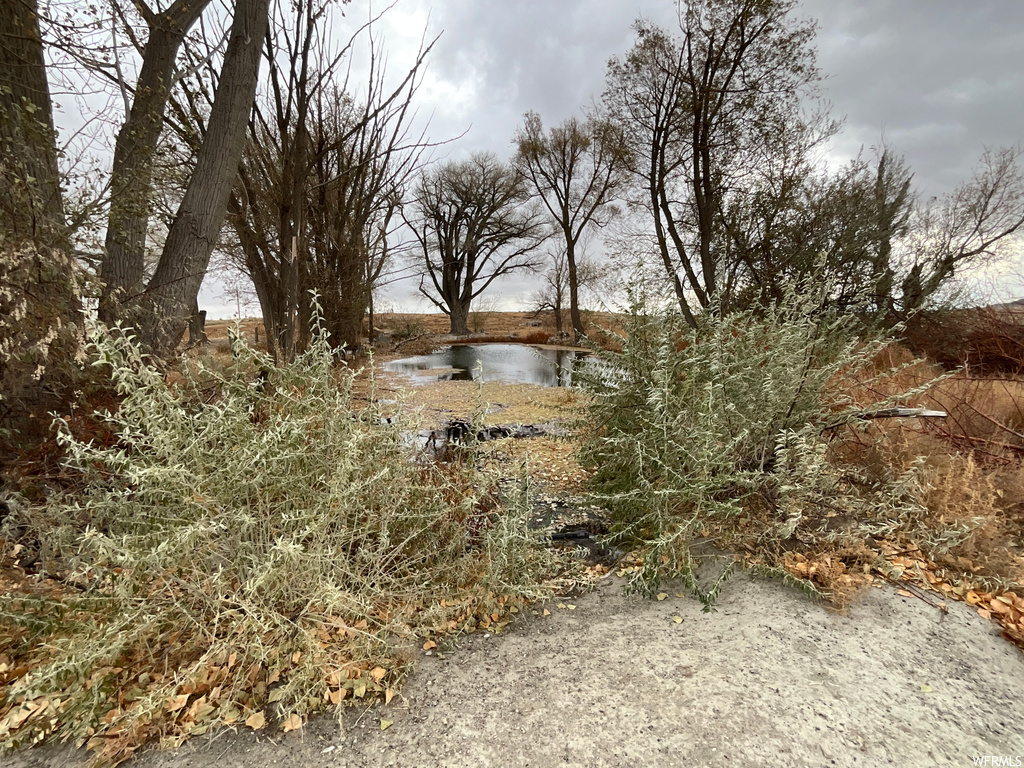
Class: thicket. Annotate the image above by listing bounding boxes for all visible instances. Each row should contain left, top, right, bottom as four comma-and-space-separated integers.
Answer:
578, 281, 992, 603
0, 318, 570, 764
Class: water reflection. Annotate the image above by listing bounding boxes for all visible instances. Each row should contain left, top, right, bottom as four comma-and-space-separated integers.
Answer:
384, 344, 589, 387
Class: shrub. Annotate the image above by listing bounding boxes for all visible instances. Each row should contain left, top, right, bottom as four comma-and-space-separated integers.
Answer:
0, 317, 566, 764
579, 280, 935, 602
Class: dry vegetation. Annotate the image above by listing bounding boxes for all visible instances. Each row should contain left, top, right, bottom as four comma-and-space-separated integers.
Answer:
3, 308, 1024, 765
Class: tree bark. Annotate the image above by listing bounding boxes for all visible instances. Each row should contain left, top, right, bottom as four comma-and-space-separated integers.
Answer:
0, 0, 65, 246
141, 0, 270, 356
449, 302, 470, 336
99, 0, 214, 326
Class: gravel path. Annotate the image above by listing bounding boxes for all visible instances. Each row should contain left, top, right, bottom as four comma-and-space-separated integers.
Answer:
8, 570, 1023, 768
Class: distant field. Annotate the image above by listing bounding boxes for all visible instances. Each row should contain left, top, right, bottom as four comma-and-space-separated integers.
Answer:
202, 310, 625, 346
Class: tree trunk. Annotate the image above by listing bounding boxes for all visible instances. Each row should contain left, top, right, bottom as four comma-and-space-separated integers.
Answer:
0, 0, 82, 451
565, 237, 584, 341
449, 302, 470, 336
99, 0, 213, 326
0, 0, 65, 246
141, 0, 270, 356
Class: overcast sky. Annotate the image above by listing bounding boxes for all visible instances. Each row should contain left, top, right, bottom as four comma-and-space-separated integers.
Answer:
201, 0, 1024, 317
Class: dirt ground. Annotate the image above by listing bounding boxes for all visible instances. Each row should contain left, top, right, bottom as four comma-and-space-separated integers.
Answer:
8, 570, 1023, 768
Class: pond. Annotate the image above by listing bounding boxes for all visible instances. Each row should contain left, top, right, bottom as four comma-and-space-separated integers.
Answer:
384, 344, 589, 387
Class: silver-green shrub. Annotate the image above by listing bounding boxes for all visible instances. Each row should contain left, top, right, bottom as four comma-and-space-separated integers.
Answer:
580, 280, 931, 601
0, 315, 562, 756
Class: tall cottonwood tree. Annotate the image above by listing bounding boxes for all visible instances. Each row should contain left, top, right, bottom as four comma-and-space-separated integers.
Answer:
604, 1, 822, 326
514, 111, 627, 340
407, 153, 547, 336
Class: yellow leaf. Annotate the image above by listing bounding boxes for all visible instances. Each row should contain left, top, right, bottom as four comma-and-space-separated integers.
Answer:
282, 713, 302, 733
422, 640, 437, 651
656, 593, 668, 601
557, 603, 566, 609
920, 684, 933, 693
245, 712, 266, 730
385, 688, 395, 705
166, 694, 189, 713
370, 667, 387, 683
567, 604, 576, 611
542, 609, 551, 616
353, 681, 367, 698
672, 616, 683, 624
674, 592, 686, 598
380, 719, 393, 731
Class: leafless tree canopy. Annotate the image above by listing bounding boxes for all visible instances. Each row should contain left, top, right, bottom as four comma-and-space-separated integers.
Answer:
514, 110, 628, 340
406, 153, 548, 336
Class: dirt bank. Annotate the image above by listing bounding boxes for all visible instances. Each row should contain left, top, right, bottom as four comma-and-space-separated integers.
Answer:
10, 570, 1023, 768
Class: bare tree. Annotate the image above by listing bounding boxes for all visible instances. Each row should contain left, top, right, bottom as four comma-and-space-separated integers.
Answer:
532, 247, 569, 336
134, 0, 269, 355
514, 111, 628, 340
97, 0, 215, 326
406, 153, 547, 336
898, 147, 1024, 313
182, 1, 435, 360
604, 1, 823, 325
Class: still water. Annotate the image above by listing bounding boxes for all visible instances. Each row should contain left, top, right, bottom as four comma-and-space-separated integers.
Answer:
384, 344, 588, 387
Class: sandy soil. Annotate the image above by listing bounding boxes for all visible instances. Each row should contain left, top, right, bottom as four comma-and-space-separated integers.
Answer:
8, 570, 1024, 768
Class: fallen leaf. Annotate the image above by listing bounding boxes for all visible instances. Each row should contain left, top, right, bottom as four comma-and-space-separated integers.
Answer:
672, 616, 683, 624
370, 667, 387, 683
380, 719, 393, 731
897, 590, 914, 598
656, 593, 668, 601
989, 600, 1011, 615
245, 712, 266, 730
557, 603, 567, 609
542, 609, 551, 616
227, 652, 237, 670
567, 604, 576, 611
327, 689, 343, 706
978, 608, 992, 620
282, 713, 302, 733
385, 688, 395, 705
422, 640, 437, 651
920, 684, 933, 693
166, 694, 189, 713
